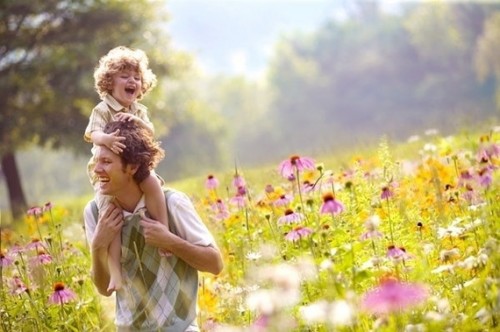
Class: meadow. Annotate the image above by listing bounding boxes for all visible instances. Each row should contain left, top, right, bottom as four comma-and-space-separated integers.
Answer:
1, 127, 499, 331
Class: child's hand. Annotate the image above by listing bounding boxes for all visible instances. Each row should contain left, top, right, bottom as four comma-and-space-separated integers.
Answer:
105, 129, 126, 154
115, 112, 138, 123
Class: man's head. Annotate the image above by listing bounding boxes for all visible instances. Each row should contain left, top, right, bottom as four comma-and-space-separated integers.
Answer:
98, 121, 164, 185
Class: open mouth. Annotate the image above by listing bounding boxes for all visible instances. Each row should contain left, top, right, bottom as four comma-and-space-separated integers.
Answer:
125, 87, 136, 95
99, 176, 110, 183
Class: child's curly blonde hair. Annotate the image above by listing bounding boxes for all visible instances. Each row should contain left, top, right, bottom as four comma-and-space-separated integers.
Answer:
93, 46, 157, 100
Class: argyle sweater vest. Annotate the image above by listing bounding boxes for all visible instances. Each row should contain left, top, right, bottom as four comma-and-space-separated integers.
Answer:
90, 190, 198, 331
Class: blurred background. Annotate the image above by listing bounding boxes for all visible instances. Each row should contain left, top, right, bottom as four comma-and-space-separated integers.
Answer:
1, 0, 499, 220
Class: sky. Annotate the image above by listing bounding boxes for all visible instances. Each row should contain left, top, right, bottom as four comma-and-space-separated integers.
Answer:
164, 0, 345, 76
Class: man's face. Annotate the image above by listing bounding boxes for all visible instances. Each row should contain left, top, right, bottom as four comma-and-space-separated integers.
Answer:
111, 69, 142, 108
93, 146, 133, 197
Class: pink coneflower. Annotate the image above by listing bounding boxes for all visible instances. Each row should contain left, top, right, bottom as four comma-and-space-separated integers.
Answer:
49, 282, 76, 305
302, 180, 316, 193
477, 167, 493, 187
285, 226, 313, 242
279, 155, 316, 178
31, 250, 52, 265
211, 199, 230, 221
360, 230, 383, 241
43, 202, 53, 212
10, 276, 28, 295
380, 186, 394, 200
229, 194, 246, 208
232, 173, 246, 188
386, 245, 412, 262
205, 174, 219, 190
27, 206, 43, 216
274, 194, 293, 207
278, 209, 303, 225
361, 279, 428, 315
320, 193, 345, 215
0, 251, 13, 267
25, 239, 47, 251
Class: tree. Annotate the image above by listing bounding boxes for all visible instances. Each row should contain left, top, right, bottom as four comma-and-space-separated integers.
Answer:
0, 0, 170, 219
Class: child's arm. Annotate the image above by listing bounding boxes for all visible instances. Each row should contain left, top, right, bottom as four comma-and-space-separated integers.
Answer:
91, 129, 126, 154
115, 113, 154, 135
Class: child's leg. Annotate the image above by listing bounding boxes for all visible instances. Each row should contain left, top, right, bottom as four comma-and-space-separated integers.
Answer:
140, 172, 171, 256
107, 233, 123, 292
96, 193, 123, 292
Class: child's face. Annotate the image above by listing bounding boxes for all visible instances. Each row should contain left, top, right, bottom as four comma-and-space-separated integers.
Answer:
111, 69, 142, 108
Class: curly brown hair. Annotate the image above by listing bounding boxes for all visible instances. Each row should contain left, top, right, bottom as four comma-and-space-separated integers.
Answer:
103, 121, 165, 184
93, 46, 157, 100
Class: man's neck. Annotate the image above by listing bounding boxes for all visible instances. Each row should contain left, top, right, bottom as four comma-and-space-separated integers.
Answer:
114, 185, 142, 213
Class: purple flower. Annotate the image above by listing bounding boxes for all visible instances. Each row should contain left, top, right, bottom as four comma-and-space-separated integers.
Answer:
320, 193, 344, 215
0, 251, 13, 267
360, 230, 383, 241
477, 167, 493, 187
49, 282, 76, 304
361, 279, 428, 315
285, 226, 313, 242
43, 202, 53, 212
278, 209, 303, 225
279, 155, 315, 178
381, 186, 393, 200
26, 239, 47, 251
211, 199, 230, 221
27, 206, 43, 216
232, 174, 246, 188
10, 276, 28, 295
205, 174, 219, 190
386, 245, 412, 262
30, 250, 52, 265
274, 194, 293, 207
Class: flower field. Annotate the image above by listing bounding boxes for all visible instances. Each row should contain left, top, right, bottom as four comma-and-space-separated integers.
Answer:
1, 128, 499, 331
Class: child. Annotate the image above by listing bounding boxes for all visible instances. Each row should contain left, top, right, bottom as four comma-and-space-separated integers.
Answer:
84, 46, 170, 293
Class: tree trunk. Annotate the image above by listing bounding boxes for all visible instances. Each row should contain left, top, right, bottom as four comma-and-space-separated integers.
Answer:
1, 151, 27, 220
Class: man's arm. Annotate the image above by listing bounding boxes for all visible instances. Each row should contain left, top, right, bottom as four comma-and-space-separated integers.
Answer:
140, 215, 223, 275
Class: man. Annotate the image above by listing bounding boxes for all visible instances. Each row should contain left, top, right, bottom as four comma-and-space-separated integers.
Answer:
83, 120, 223, 331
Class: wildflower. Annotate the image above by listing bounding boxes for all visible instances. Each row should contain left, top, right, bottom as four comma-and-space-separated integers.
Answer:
278, 209, 303, 225
380, 185, 394, 200
205, 174, 219, 190
49, 282, 76, 304
278, 155, 316, 178
245, 251, 262, 261
300, 300, 328, 324
360, 215, 383, 240
329, 299, 356, 327
43, 202, 53, 212
439, 248, 460, 262
232, 173, 246, 188
211, 199, 230, 221
10, 276, 28, 295
27, 206, 43, 216
229, 194, 246, 208
320, 193, 345, 215
361, 279, 428, 315
285, 226, 313, 242
437, 225, 465, 239
26, 238, 47, 251
0, 250, 13, 267
477, 167, 493, 187
386, 245, 411, 262
30, 250, 52, 265
273, 194, 293, 207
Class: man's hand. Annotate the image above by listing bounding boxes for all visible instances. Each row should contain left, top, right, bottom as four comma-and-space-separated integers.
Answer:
139, 213, 171, 250
92, 203, 123, 251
